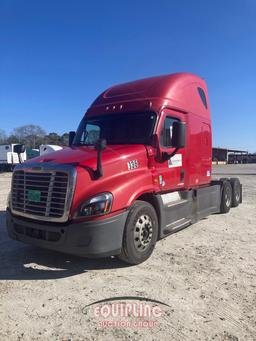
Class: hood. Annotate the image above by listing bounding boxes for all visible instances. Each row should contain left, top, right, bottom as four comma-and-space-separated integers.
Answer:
26, 144, 148, 170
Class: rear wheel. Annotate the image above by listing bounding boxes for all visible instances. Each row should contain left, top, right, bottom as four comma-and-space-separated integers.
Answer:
220, 180, 232, 213
230, 178, 241, 207
118, 200, 158, 265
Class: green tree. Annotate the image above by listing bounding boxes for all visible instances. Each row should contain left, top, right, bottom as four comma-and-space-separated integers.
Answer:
44, 132, 61, 145
61, 132, 69, 146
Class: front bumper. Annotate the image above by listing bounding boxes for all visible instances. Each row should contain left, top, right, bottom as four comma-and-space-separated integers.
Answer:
6, 209, 128, 258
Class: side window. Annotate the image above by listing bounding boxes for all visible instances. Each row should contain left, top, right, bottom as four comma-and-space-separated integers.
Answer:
82, 123, 100, 144
197, 87, 208, 109
160, 116, 180, 148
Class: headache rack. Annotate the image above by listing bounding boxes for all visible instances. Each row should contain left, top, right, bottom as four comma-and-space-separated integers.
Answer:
11, 163, 76, 222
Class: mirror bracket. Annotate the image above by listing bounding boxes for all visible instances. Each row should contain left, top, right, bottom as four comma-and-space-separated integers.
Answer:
162, 148, 179, 162
94, 139, 107, 179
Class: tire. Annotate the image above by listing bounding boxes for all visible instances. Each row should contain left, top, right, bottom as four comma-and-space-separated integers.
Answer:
118, 200, 158, 265
230, 178, 241, 207
220, 180, 232, 213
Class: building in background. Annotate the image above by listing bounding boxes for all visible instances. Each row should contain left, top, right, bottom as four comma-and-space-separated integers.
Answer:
212, 147, 256, 164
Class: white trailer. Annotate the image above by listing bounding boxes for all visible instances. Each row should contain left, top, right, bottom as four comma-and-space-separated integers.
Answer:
0, 144, 27, 171
39, 145, 63, 156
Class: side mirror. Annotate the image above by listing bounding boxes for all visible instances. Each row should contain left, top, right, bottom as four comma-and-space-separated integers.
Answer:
13, 144, 26, 154
13, 144, 26, 164
95, 138, 106, 152
69, 131, 76, 146
172, 121, 186, 148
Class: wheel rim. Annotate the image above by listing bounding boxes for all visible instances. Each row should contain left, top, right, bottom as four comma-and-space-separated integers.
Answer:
134, 214, 153, 252
225, 187, 231, 207
235, 185, 240, 202
235, 192, 240, 202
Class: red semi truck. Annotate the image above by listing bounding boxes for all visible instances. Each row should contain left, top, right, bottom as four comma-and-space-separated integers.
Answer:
6, 73, 242, 264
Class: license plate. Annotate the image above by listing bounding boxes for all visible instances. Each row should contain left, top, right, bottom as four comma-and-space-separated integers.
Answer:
27, 190, 41, 202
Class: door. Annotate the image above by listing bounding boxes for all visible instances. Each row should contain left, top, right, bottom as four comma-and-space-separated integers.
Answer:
155, 109, 187, 191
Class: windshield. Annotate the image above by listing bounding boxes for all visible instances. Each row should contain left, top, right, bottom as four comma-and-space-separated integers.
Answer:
73, 112, 156, 146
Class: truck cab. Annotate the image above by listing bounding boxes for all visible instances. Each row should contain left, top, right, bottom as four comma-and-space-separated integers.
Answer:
6, 73, 241, 264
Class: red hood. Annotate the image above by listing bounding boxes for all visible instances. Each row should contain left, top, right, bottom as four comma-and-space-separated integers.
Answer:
23, 144, 155, 218
26, 144, 147, 170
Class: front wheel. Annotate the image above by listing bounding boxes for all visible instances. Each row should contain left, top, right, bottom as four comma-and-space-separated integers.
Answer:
118, 200, 158, 265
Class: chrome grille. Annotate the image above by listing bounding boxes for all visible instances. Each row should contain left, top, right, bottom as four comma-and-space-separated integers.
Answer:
11, 169, 69, 220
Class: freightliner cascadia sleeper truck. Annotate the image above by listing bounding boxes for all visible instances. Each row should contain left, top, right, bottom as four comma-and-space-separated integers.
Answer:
6, 73, 242, 264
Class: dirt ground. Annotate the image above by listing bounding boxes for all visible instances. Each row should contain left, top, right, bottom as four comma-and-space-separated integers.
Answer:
0, 165, 255, 340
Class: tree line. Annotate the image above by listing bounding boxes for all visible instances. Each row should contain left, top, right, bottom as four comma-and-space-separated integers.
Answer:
0, 125, 69, 149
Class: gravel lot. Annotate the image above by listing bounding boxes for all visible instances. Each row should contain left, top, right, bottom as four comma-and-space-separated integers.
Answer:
0, 165, 255, 340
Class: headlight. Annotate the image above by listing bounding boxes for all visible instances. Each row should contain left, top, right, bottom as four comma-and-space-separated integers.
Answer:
78, 193, 113, 217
